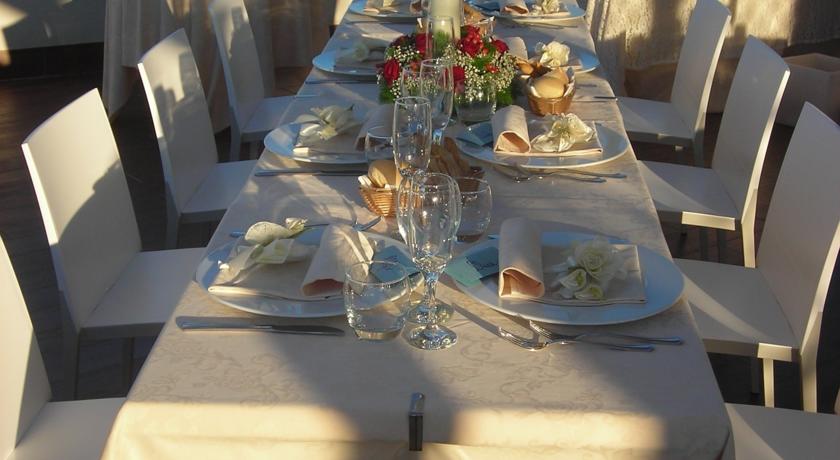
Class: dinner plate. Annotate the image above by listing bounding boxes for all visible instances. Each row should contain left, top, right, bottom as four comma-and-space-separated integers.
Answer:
454, 231, 684, 325
196, 230, 413, 318
348, 0, 421, 20
312, 49, 380, 78
567, 48, 599, 74
455, 122, 629, 170
470, 0, 586, 22
264, 124, 367, 165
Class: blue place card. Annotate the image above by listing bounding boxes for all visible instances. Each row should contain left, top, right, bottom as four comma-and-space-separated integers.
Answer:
456, 122, 494, 147
371, 245, 419, 282
445, 246, 499, 287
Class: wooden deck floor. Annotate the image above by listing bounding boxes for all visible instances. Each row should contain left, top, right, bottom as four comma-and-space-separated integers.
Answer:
0, 64, 837, 412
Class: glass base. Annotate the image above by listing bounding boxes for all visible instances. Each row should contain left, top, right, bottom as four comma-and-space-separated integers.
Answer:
353, 328, 402, 341
406, 303, 453, 325
407, 324, 457, 350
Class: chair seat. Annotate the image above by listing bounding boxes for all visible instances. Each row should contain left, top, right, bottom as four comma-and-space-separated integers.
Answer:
676, 258, 797, 361
640, 160, 740, 230
726, 403, 840, 460
83, 247, 205, 338
618, 97, 694, 145
243, 96, 294, 138
9, 397, 124, 460
181, 159, 257, 221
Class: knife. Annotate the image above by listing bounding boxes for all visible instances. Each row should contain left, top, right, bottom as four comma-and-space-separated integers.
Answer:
254, 169, 365, 177
176, 316, 345, 336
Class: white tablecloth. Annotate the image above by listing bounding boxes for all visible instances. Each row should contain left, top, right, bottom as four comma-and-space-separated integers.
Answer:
101, 9, 731, 459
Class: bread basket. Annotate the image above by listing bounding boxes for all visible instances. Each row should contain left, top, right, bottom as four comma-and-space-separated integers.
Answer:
359, 185, 396, 217
525, 66, 576, 116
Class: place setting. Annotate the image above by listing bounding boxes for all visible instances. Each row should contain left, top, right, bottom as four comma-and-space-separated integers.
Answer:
468, 0, 586, 23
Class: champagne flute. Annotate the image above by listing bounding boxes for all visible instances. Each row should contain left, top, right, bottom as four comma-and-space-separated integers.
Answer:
393, 96, 432, 243
419, 58, 454, 145
405, 173, 462, 349
399, 66, 421, 97
423, 16, 456, 59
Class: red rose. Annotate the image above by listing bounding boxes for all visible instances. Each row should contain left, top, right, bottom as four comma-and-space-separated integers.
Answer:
493, 39, 508, 54
485, 63, 498, 73
452, 65, 466, 88
382, 59, 401, 85
415, 33, 428, 58
457, 26, 484, 57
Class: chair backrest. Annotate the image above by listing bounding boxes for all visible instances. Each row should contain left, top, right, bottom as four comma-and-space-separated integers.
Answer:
758, 104, 840, 355
333, 0, 354, 26
138, 29, 218, 217
712, 37, 789, 221
0, 237, 51, 458
670, 0, 731, 135
208, 0, 266, 132
21, 89, 142, 332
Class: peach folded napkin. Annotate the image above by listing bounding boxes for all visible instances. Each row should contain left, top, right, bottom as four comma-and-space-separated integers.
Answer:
498, 217, 545, 298
301, 224, 375, 296
502, 0, 529, 15
364, 0, 421, 14
492, 105, 531, 154
356, 103, 395, 150
503, 36, 529, 61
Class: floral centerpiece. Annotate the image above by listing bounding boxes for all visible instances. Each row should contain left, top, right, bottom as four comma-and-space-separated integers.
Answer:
377, 25, 517, 110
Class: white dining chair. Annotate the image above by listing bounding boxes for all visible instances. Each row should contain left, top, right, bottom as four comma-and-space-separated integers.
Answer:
676, 103, 840, 412
138, 29, 256, 249
640, 37, 790, 268
0, 235, 124, 460
619, 0, 731, 166
209, 0, 293, 161
331, 0, 354, 35
724, 391, 840, 459
21, 89, 205, 398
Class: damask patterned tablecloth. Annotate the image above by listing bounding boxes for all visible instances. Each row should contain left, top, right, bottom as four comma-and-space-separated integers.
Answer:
101, 9, 731, 460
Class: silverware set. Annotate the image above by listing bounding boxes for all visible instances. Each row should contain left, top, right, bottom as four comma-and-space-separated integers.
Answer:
495, 164, 625, 183
498, 321, 683, 352
176, 316, 345, 336
228, 216, 381, 238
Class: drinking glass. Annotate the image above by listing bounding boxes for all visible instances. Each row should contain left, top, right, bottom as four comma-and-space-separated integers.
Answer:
423, 16, 456, 59
364, 125, 393, 162
419, 58, 454, 145
399, 66, 421, 97
392, 96, 432, 177
405, 173, 462, 350
455, 177, 492, 242
344, 261, 411, 340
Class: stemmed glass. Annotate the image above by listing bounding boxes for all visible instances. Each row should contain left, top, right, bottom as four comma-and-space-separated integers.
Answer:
419, 58, 454, 145
405, 173, 462, 349
399, 66, 421, 97
393, 96, 432, 243
423, 16, 456, 59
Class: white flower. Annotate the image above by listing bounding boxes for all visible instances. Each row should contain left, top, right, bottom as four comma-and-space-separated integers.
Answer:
533, 0, 562, 14
244, 218, 308, 245
546, 238, 629, 301
336, 40, 371, 64
295, 105, 360, 145
531, 113, 595, 152
573, 283, 604, 301
534, 41, 570, 68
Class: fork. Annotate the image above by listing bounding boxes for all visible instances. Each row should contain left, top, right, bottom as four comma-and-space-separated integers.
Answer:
498, 327, 654, 352
494, 165, 604, 183
529, 321, 683, 345
228, 216, 381, 238
514, 164, 625, 180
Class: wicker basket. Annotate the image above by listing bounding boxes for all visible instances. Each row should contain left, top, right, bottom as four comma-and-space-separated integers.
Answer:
359, 186, 397, 217
527, 87, 575, 116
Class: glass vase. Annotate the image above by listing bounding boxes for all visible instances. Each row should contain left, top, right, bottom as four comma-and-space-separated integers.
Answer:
455, 83, 497, 125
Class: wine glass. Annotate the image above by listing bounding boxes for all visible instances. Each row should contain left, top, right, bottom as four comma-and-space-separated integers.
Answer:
399, 66, 421, 97
455, 177, 492, 242
392, 96, 432, 178
419, 58, 454, 145
423, 16, 455, 59
405, 173, 462, 350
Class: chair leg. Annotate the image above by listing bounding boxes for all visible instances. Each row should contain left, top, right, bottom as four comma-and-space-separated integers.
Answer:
716, 229, 728, 263
763, 358, 775, 407
741, 219, 756, 269
801, 358, 818, 412
122, 337, 136, 392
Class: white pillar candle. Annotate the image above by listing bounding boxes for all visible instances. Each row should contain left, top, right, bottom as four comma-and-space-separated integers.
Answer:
428, 0, 462, 38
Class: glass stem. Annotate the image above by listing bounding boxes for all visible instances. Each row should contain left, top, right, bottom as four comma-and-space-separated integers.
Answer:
433, 128, 444, 146
422, 270, 439, 322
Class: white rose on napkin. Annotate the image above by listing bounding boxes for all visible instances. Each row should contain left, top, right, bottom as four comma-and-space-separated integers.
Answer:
295, 105, 361, 146
531, 113, 594, 153
533, 0, 563, 14
244, 218, 307, 245
336, 40, 372, 64
534, 41, 571, 69
546, 237, 629, 300
219, 219, 316, 280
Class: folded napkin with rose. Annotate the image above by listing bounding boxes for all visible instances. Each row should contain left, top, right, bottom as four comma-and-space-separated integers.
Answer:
211, 220, 376, 299
498, 217, 646, 305
333, 35, 392, 71
475, 0, 569, 16
263, 105, 362, 157
489, 106, 602, 156
363, 0, 422, 15
533, 41, 582, 70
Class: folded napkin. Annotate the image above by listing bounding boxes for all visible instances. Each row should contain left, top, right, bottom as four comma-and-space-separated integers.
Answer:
504, 36, 529, 61
492, 105, 530, 154
301, 224, 375, 296
533, 41, 581, 69
498, 217, 545, 298
355, 103, 395, 150
502, 0, 529, 15
364, 0, 421, 14
530, 114, 603, 156
532, 0, 569, 16
333, 36, 389, 71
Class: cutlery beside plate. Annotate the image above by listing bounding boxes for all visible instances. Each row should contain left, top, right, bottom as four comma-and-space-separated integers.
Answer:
176, 316, 345, 336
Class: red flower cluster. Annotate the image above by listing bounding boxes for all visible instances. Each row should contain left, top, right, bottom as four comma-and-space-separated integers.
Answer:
453, 65, 466, 91
382, 59, 401, 85
493, 39, 508, 54
415, 33, 428, 59
457, 25, 484, 57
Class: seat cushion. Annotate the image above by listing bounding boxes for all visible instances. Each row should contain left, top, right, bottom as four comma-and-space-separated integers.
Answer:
83, 247, 205, 338
676, 258, 797, 360
618, 97, 694, 144
9, 398, 124, 460
181, 159, 257, 221
243, 96, 294, 138
640, 160, 739, 229
726, 403, 840, 460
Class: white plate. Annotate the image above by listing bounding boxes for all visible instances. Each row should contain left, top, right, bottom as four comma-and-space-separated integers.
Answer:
349, 0, 421, 20
568, 48, 599, 74
455, 122, 629, 170
312, 49, 379, 78
454, 232, 684, 325
196, 230, 413, 318
471, 0, 585, 22
264, 124, 367, 165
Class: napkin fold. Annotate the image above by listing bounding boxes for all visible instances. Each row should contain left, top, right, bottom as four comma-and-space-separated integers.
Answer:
530, 114, 603, 156
301, 224, 375, 296
356, 103, 395, 150
364, 0, 421, 14
333, 36, 389, 71
542, 244, 646, 306
498, 217, 544, 298
502, 0, 529, 15
504, 36, 529, 61
492, 105, 530, 154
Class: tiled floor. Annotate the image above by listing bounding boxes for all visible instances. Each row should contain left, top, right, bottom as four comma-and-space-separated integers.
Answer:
0, 63, 838, 412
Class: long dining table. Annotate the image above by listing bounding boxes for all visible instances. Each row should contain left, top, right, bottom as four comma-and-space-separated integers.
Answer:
101, 4, 732, 459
